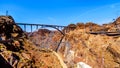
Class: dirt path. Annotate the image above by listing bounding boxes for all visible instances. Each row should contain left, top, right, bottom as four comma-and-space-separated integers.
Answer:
53, 51, 67, 68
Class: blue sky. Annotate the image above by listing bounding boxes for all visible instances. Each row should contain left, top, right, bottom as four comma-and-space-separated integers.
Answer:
0, 0, 120, 26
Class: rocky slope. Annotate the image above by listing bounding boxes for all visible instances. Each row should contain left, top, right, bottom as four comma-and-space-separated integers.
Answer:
1, 15, 120, 68
29, 29, 63, 51
63, 29, 120, 68
0, 16, 66, 68
29, 17, 120, 68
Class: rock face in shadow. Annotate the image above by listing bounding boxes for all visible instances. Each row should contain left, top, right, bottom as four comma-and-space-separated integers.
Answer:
0, 16, 25, 38
0, 54, 13, 68
0, 16, 26, 52
0, 16, 66, 68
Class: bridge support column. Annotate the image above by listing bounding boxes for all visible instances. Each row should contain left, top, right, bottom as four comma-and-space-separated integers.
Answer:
36, 25, 38, 30
31, 25, 32, 32
24, 25, 26, 32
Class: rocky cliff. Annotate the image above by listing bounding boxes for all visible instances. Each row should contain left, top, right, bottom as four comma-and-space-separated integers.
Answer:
29, 17, 120, 68
1, 15, 120, 68
0, 16, 66, 68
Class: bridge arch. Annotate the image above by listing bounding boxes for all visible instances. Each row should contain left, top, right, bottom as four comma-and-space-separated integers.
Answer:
16, 23, 66, 52
16, 23, 66, 35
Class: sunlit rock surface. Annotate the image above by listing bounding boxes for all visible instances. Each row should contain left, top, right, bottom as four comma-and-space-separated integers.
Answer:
29, 17, 120, 68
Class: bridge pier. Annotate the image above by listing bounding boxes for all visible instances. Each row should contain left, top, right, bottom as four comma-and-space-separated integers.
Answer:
36, 25, 38, 29
31, 25, 32, 32
24, 25, 26, 32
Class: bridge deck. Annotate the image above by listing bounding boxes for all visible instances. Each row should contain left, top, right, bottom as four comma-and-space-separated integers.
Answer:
16, 23, 66, 32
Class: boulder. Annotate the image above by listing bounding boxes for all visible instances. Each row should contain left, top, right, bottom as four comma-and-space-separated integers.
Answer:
76, 62, 92, 68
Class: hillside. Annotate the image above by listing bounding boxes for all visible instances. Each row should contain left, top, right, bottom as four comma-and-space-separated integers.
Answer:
29, 17, 120, 68
0, 16, 66, 68
1, 15, 120, 68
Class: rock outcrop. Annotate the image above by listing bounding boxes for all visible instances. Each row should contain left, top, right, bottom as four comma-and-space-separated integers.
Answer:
0, 16, 66, 68
0, 15, 26, 52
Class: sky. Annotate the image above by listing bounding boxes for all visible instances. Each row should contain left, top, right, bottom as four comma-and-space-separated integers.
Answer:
0, 0, 120, 26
